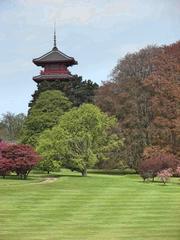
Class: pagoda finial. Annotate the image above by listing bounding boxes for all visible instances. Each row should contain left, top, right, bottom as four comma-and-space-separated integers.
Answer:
54, 21, 57, 48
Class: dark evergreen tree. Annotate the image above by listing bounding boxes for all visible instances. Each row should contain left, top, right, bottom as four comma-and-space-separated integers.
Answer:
29, 75, 99, 110
22, 90, 72, 146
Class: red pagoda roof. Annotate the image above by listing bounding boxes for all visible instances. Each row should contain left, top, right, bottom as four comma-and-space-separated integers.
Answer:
33, 46, 78, 67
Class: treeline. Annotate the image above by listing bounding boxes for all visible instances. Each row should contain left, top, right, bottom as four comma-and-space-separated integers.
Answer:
0, 76, 103, 178
0, 42, 179, 178
95, 41, 180, 170
0, 112, 26, 142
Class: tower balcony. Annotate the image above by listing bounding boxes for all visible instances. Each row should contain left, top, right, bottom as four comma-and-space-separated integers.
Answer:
40, 69, 70, 75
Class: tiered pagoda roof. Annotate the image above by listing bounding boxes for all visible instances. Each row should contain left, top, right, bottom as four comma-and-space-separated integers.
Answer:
32, 30, 78, 83
33, 46, 78, 67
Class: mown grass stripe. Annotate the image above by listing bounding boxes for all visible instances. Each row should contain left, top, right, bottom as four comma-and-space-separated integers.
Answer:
0, 171, 179, 240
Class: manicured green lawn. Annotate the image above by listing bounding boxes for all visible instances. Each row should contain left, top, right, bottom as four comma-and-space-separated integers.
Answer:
0, 170, 179, 240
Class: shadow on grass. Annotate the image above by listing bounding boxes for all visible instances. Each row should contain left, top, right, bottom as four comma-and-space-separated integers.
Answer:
59, 174, 90, 178
137, 179, 180, 186
37, 169, 137, 178
88, 169, 136, 176
0, 172, 61, 181
0, 175, 33, 181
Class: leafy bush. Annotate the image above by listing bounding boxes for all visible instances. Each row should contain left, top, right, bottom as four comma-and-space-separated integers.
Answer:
0, 140, 9, 157
0, 157, 12, 178
1, 144, 41, 179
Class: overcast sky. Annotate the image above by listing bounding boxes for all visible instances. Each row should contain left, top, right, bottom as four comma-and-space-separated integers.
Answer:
0, 0, 179, 115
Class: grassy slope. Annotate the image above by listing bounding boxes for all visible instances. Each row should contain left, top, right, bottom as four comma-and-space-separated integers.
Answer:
0, 171, 179, 240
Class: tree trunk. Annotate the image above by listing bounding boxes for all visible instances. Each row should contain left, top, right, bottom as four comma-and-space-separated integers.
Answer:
82, 168, 87, 177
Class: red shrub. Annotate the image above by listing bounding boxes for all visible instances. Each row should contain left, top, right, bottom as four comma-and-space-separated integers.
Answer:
0, 157, 12, 179
2, 144, 41, 179
0, 140, 10, 157
138, 152, 178, 181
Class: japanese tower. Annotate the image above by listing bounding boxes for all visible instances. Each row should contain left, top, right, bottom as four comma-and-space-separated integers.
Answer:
33, 30, 78, 83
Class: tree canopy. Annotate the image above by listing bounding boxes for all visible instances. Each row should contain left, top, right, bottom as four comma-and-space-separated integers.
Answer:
0, 112, 26, 142
29, 75, 99, 109
37, 104, 122, 176
95, 41, 180, 169
21, 90, 72, 146
0, 142, 40, 179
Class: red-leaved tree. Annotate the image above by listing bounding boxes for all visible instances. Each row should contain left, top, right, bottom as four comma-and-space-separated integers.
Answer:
138, 149, 178, 181
0, 140, 12, 178
95, 41, 180, 169
0, 157, 12, 179
0, 140, 9, 157
2, 144, 41, 179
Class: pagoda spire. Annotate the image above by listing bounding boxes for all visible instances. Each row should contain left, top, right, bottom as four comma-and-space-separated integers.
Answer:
54, 22, 57, 48
53, 22, 58, 50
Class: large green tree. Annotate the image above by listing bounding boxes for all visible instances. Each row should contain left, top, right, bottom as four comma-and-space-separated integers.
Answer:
21, 90, 72, 146
37, 104, 122, 176
29, 75, 99, 110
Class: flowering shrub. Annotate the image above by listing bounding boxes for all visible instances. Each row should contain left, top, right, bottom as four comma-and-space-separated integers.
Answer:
138, 151, 178, 182
157, 169, 173, 184
175, 166, 180, 177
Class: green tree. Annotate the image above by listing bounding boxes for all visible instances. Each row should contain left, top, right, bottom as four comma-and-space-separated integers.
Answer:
21, 90, 72, 146
37, 104, 122, 176
0, 112, 26, 142
29, 75, 99, 110
37, 158, 61, 174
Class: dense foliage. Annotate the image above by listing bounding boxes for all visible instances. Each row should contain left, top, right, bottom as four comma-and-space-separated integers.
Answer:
29, 75, 99, 109
0, 143, 40, 179
37, 157, 61, 174
95, 41, 180, 169
37, 104, 122, 176
0, 157, 12, 179
21, 90, 72, 146
0, 140, 9, 155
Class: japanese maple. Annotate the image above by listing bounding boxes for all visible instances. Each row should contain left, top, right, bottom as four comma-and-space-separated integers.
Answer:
2, 144, 41, 179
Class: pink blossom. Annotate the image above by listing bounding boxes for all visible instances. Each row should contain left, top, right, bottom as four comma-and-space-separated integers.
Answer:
157, 168, 173, 184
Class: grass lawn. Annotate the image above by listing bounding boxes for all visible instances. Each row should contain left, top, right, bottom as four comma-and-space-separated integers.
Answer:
0, 170, 179, 240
